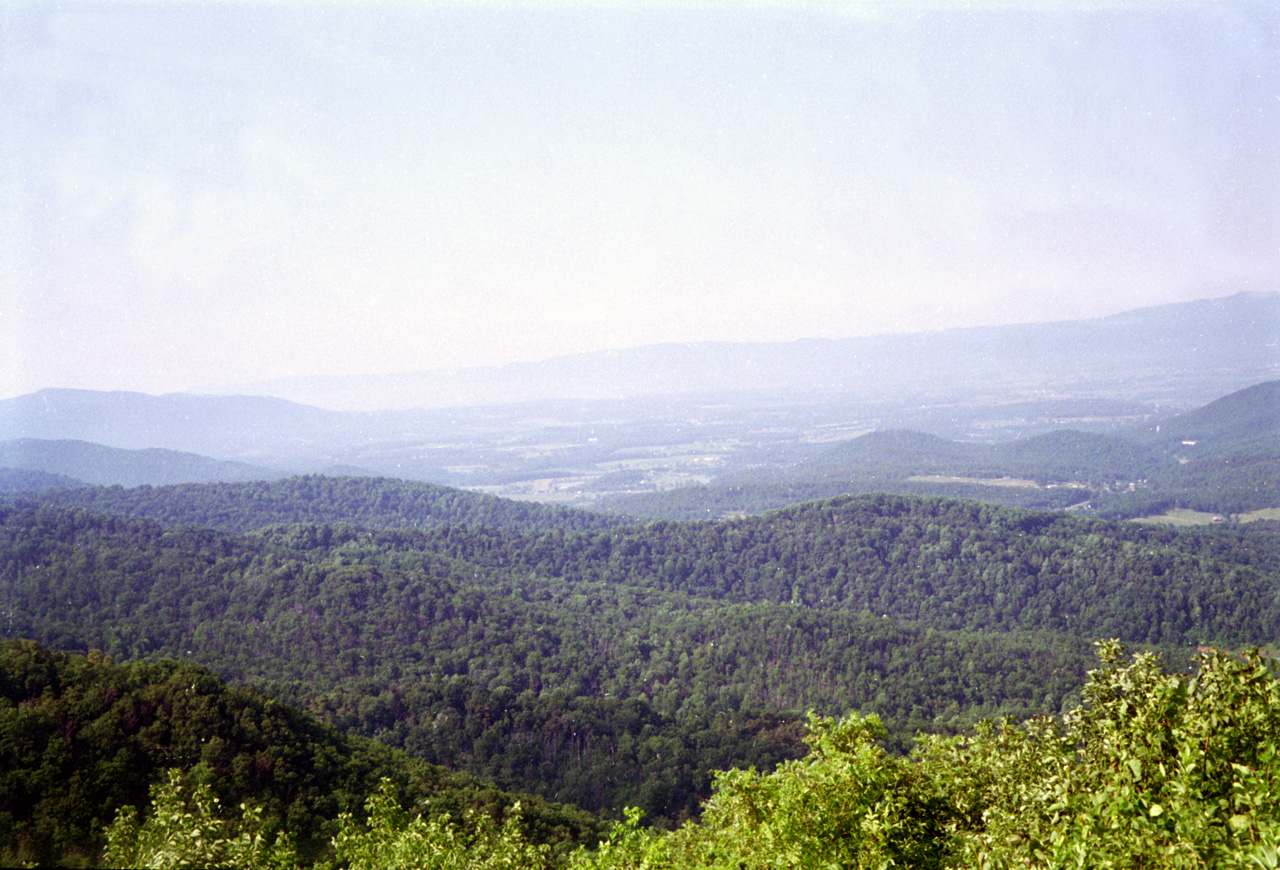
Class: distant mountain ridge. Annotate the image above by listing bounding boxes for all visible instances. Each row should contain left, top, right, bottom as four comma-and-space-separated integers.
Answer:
799, 381, 1278, 485
1, 292, 1275, 500
0, 467, 85, 493
210, 290, 1280, 410
0, 390, 344, 456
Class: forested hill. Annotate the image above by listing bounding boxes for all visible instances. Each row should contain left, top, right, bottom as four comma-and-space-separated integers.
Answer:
6, 474, 625, 534
3, 490, 1277, 833
0, 498, 1139, 822
395, 494, 1280, 647
7, 494, 1276, 652
0, 639, 604, 867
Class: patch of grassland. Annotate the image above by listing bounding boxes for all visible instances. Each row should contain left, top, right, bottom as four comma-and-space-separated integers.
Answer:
1133, 507, 1280, 526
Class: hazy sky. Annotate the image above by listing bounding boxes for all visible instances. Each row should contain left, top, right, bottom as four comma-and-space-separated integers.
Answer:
3, 0, 1278, 398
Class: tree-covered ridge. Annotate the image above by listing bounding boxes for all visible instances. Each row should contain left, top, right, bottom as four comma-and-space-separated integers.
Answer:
596, 476, 1090, 520
102, 643, 1280, 869
0, 640, 604, 868
7, 474, 625, 534
1, 502, 1111, 819
397, 494, 1280, 647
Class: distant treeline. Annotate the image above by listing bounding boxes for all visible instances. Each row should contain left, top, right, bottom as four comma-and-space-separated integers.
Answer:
7, 474, 628, 533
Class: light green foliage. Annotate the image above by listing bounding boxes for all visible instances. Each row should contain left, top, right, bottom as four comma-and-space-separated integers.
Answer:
575, 643, 1280, 870
102, 769, 294, 869
919, 641, 1280, 869
82, 643, 1280, 868
571, 713, 953, 870
667, 712, 950, 869
567, 808, 660, 870
331, 779, 551, 870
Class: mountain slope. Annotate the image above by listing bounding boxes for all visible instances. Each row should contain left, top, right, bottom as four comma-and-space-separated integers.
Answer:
0, 639, 604, 867
602, 379, 1279, 520
1129, 379, 1280, 457
9, 474, 625, 533
0, 438, 287, 487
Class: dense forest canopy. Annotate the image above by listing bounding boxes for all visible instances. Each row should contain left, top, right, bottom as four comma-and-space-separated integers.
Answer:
6, 474, 626, 534
1, 466, 1278, 866
0, 639, 603, 867
20, 641, 1280, 869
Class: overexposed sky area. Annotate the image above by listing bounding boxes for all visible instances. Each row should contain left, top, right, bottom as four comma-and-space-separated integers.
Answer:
2, 0, 1278, 398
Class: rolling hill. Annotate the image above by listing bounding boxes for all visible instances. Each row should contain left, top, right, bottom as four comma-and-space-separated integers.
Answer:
7, 474, 626, 534
600, 380, 1280, 520
1128, 379, 1280, 457
1, 294, 1276, 503
0, 438, 287, 487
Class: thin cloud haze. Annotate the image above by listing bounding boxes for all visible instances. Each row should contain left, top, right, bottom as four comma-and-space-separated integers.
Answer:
3, 0, 1277, 398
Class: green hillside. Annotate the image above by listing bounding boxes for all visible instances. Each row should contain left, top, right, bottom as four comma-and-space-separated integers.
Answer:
1130, 379, 1280, 456
5, 489, 1278, 827
7, 474, 626, 534
0, 639, 603, 867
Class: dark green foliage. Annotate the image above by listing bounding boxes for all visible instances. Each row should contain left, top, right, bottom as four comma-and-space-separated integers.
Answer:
1093, 454, 1280, 518
0, 499, 1119, 820
10, 474, 625, 534
0, 640, 604, 867
409, 494, 1280, 647
0, 489, 1274, 833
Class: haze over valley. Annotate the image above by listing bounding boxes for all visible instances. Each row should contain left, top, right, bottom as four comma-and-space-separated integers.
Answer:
4, 2, 1280, 866
3, 292, 1277, 518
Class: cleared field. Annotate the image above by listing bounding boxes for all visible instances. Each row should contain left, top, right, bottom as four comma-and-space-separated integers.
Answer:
1133, 508, 1280, 526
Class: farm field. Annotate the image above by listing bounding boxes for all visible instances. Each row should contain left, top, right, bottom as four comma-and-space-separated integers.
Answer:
1134, 507, 1280, 526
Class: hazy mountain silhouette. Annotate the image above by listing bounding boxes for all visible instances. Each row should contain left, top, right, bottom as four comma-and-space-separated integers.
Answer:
0, 439, 286, 487
209, 290, 1279, 411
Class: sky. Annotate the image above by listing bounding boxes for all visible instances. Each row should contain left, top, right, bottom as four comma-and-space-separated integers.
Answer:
3, 0, 1278, 399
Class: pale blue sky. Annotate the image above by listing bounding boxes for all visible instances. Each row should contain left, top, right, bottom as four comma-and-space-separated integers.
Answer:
3, 0, 1278, 398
